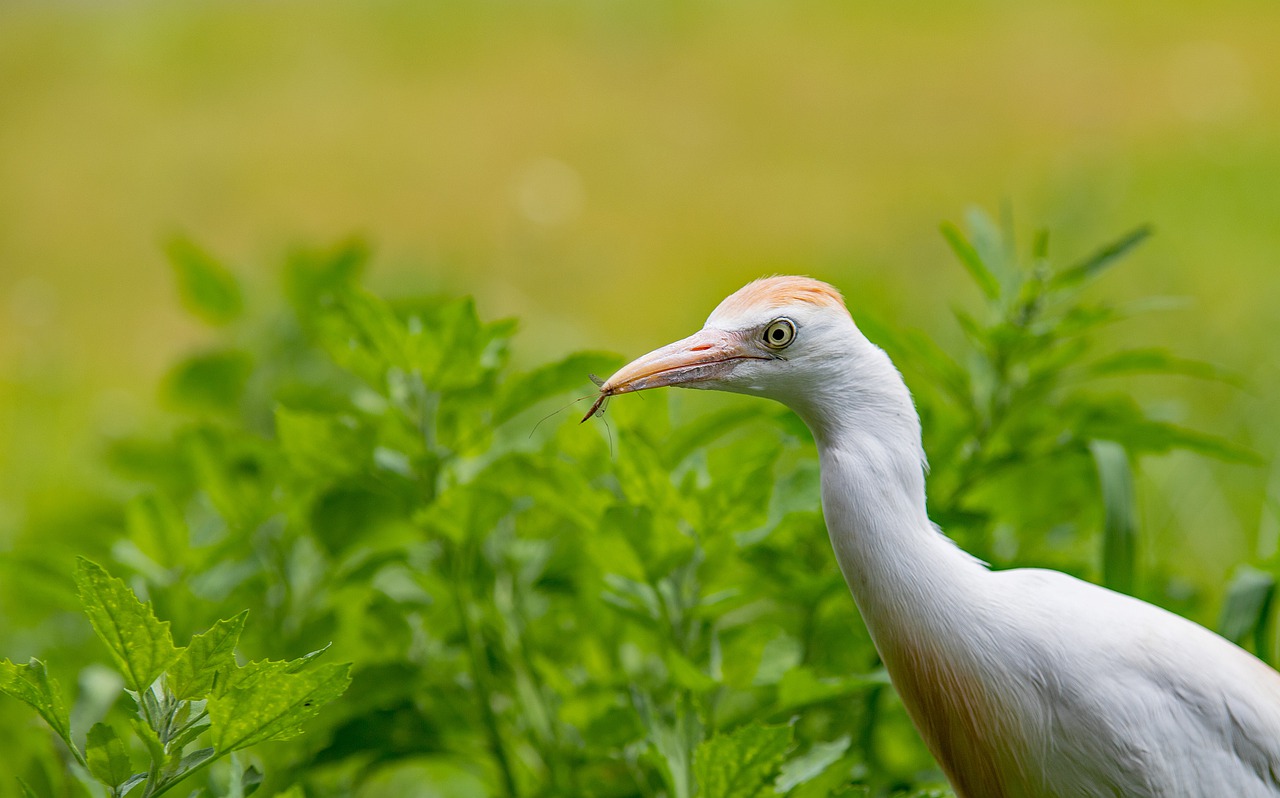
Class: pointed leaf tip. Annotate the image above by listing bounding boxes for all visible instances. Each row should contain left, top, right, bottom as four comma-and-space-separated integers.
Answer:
940, 222, 1001, 301
74, 558, 180, 693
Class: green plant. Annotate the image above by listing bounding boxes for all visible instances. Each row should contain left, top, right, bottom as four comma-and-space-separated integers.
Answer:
1, 559, 350, 797
0, 211, 1264, 797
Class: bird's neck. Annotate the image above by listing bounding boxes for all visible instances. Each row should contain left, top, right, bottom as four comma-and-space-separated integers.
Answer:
795, 347, 986, 646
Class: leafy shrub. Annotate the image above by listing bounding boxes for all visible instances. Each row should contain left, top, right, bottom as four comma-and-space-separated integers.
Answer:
0, 212, 1268, 797
2, 558, 350, 797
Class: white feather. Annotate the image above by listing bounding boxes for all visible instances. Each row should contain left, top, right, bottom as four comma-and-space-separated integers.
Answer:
695, 280, 1280, 797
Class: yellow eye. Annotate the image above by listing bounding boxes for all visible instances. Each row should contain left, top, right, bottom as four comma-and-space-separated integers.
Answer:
763, 318, 797, 349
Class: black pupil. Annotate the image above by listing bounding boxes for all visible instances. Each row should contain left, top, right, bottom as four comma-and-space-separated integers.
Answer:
771, 327, 785, 340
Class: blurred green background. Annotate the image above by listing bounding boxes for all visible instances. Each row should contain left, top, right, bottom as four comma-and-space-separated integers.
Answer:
3, 0, 1279, 632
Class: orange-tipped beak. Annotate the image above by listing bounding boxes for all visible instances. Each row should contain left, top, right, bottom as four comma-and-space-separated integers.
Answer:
582, 328, 765, 422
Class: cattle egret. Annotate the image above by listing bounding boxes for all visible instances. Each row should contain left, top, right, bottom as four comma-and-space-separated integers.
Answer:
589, 275, 1280, 797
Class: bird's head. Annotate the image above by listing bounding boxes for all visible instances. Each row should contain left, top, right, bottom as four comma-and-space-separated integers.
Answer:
587, 276, 883, 430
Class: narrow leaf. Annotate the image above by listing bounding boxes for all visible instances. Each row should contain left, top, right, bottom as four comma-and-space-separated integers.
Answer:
941, 222, 1000, 300
693, 721, 793, 798
75, 558, 181, 693
1053, 225, 1152, 288
1219, 565, 1275, 662
172, 747, 217, 778
208, 662, 351, 752
125, 493, 187, 571
1083, 349, 1239, 385
166, 236, 245, 325
634, 691, 701, 798
170, 611, 248, 701
86, 723, 134, 788
775, 667, 888, 714
774, 735, 851, 792
1090, 441, 1137, 596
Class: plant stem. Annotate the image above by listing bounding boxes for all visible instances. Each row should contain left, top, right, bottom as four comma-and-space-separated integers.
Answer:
452, 541, 520, 798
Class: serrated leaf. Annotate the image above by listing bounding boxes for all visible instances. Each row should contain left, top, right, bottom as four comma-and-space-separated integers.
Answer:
1052, 225, 1152, 288
941, 222, 1000, 300
693, 721, 793, 798
166, 236, 245, 325
170, 611, 247, 701
208, 662, 351, 752
0, 658, 75, 751
75, 558, 181, 693
774, 735, 851, 792
86, 723, 134, 788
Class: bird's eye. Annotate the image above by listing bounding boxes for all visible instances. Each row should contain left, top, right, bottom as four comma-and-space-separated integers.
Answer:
762, 318, 797, 350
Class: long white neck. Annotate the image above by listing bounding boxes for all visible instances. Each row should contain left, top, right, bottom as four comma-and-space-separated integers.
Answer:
787, 343, 987, 651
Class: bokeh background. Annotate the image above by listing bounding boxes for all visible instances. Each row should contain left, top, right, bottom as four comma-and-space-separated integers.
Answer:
3, 0, 1279, 645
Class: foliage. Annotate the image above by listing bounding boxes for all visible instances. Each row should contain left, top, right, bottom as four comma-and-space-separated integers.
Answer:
0, 211, 1266, 797
1, 559, 349, 798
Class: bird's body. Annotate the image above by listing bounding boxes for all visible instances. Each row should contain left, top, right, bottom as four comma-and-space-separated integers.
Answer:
593, 275, 1280, 797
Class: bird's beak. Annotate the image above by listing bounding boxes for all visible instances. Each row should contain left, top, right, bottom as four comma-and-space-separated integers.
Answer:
583, 328, 764, 421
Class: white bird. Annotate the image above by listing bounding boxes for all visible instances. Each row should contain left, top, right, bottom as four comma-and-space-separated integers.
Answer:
588, 275, 1280, 797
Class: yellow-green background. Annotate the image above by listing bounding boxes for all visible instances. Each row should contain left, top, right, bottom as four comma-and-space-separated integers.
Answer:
2, 0, 1278, 616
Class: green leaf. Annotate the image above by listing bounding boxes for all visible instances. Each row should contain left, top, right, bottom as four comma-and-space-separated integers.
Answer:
171, 747, 216, 779
1083, 348, 1239, 385
663, 405, 766, 468
664, 649, 717, 692
208, 662, 351, 752
941, 221, 1000, 300
634, 692, 701, 798
275, 406, 370, 480
1090, 441, 1137, 596
284, 238, 368, 324
166, 236, 245, 325
1219, 565, 1275, 661
74, 558, 181, 693
775, 667, 888, 714
0, 658, 75, 752
169, 611, 248, 701
693, 721, 793, 798
493, 351, 622, 425
85, 723, 134, 788
1052, 225, 1152, 288
125, 493, 187, 570
162, 349, 254, 414
774, 735, 851, 792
